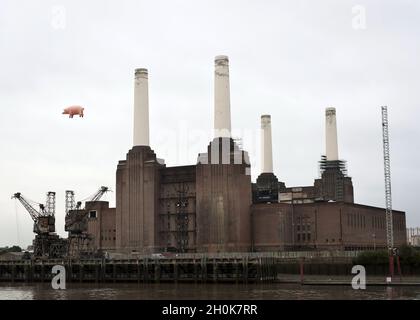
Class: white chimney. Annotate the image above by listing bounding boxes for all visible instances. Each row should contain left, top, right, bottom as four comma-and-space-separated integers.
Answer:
214, 55, 231, 138
261, 115, 273, 173
325, 107, 339, 161
133, 68, 150, 147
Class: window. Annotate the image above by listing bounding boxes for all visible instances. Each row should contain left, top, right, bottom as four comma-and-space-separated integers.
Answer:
89, 210, 97, 219
307, 234, 311, 241
302, 234, 306, 241
297, 234, 301, 241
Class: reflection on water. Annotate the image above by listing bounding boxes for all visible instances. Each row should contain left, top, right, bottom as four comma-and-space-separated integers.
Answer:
0, 283, 419, 300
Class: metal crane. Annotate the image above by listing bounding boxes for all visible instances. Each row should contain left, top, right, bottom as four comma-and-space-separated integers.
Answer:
89, 186, 110, 202
12, 192, 56, 234
12, 191, 67, 258
64, 186, 110, 257
66, 186, 109, 212
65, 186, 110, 226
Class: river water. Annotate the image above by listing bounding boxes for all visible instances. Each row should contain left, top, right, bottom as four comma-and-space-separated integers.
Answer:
0, 283, 419, 300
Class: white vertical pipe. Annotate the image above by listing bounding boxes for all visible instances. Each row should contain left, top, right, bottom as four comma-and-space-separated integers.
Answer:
214, 55, 231, 138
133, 68, 150, 147
325, 107, 339, 161
261, 115, 273, 173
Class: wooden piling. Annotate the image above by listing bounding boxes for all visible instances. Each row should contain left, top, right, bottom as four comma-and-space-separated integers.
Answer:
40, 262, 45, 283
174, 260, 178, 283
155, 261, 160, 282
235, 259, 239, 283
144, 258, 149, 282
112, 263, 117, 283
299, 259, 304, 284
213, 258, 217, 283
193, 259, 198, 283
80, 263, 84, 283
95, 262, 99, 283
243, 256, 248, 283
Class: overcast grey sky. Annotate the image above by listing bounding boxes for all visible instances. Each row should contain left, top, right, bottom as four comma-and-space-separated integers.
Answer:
0, 0, 419, 247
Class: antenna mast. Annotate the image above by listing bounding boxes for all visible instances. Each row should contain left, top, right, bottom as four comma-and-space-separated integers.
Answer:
381, 106, 393, 251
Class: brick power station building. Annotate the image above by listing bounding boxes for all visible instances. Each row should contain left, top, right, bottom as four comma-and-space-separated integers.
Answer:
81, 56, 406, 255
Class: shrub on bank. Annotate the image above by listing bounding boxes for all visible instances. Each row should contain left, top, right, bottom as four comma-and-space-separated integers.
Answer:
398, 245, 420, 267
353, 250, 389, 265
0, 246, 22, 255
353, 245, 420, 267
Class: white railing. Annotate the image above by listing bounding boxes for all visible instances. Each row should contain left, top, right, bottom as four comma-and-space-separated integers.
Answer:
107, 250, 360, 261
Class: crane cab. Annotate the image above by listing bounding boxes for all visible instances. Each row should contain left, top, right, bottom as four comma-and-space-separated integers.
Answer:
34, 216, 56, 234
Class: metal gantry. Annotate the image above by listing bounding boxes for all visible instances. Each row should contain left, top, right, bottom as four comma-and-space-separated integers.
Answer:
175, 183, 189, 253
65, 186, 110, 258
65, 190, 76, 215
12, 192, 66, 258
381, 106, 394, 251
45, 191, 56, 217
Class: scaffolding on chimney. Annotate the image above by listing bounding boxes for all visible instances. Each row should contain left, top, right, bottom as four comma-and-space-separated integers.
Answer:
319, 155, 348, 176
318, 155, 348, 201
174, 183, 189, 253
233, 137, 243, 150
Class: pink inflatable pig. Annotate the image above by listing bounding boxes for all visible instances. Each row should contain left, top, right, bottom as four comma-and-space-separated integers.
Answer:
63, 105, 84, 118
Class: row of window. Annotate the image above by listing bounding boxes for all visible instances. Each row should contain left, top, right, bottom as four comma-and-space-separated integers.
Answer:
347, 213, 405, 231
103, 229, 116, 234
347, 213, 367, 229
101, 236, 116, 241
297, 233, 311, 242
393, 216, 405, 231
371, 215, 385, 229
325, 238, 339, 243
296, 216, 311, 242
297, 224, 311, 232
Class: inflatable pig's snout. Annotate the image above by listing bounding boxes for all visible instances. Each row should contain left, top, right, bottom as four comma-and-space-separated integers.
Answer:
62, 109, 69, 114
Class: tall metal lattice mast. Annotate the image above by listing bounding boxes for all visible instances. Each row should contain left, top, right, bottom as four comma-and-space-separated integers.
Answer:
65, 190, 76, 215
381, 106, 393, 251
45, 191, 56, 217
